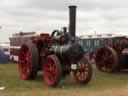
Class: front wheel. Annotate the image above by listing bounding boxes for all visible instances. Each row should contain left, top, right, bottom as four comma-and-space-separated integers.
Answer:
42, 55, 62, 87
73, 55, 92, 84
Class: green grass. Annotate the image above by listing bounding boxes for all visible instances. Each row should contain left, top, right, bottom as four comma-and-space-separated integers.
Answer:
0, 63, 128, 96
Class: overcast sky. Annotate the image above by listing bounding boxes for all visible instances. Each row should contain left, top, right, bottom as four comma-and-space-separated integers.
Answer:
0, 0, 128, 42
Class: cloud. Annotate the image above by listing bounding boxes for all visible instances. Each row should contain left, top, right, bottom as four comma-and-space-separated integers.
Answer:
0, 0, 128, 42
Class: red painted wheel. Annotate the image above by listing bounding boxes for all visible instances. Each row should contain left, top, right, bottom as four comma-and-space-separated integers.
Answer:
95, 47, 119, 72
18, 40, 39, 80
43, 55, 62, 87
73, 55, 92, 84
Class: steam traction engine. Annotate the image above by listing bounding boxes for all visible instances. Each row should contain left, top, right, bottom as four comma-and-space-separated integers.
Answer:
18, 5, 92, 87
95, 36, 128, 72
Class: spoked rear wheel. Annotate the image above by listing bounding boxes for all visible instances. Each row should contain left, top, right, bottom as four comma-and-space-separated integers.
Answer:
73, 55, 92, 84
95, 47, 119, 72
18, 41, 39, 80
43, 55, 62, 87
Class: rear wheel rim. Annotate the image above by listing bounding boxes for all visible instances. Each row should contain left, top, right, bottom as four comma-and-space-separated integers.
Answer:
43, 56, 58, 86
18, 45, 31, 79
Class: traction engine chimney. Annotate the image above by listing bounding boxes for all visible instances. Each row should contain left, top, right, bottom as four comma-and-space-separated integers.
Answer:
69, 5, 77, 38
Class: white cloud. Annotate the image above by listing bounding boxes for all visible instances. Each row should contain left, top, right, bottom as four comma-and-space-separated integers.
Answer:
0, 0, 28, 9
0, 0, 128, 42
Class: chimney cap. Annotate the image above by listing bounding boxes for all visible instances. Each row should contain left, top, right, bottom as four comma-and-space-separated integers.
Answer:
69, 5, 77, 8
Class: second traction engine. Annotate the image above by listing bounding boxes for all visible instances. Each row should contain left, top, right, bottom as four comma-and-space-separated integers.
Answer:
95, 37, 128, 72
18, 5, 92, 87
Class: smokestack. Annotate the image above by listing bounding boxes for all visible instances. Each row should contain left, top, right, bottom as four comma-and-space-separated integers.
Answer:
69, 5, 77, 38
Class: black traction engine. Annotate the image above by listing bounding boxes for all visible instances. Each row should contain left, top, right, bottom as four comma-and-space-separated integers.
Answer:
18, 5, 92, 87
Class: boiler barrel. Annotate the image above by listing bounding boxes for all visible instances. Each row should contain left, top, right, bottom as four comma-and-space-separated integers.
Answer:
51, 43, 84, 61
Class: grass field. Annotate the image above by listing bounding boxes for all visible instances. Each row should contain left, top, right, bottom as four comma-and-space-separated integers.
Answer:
0, 63, 128, 96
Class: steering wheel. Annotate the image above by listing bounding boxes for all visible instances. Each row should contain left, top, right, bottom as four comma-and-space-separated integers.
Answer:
51, 30, 61, 38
